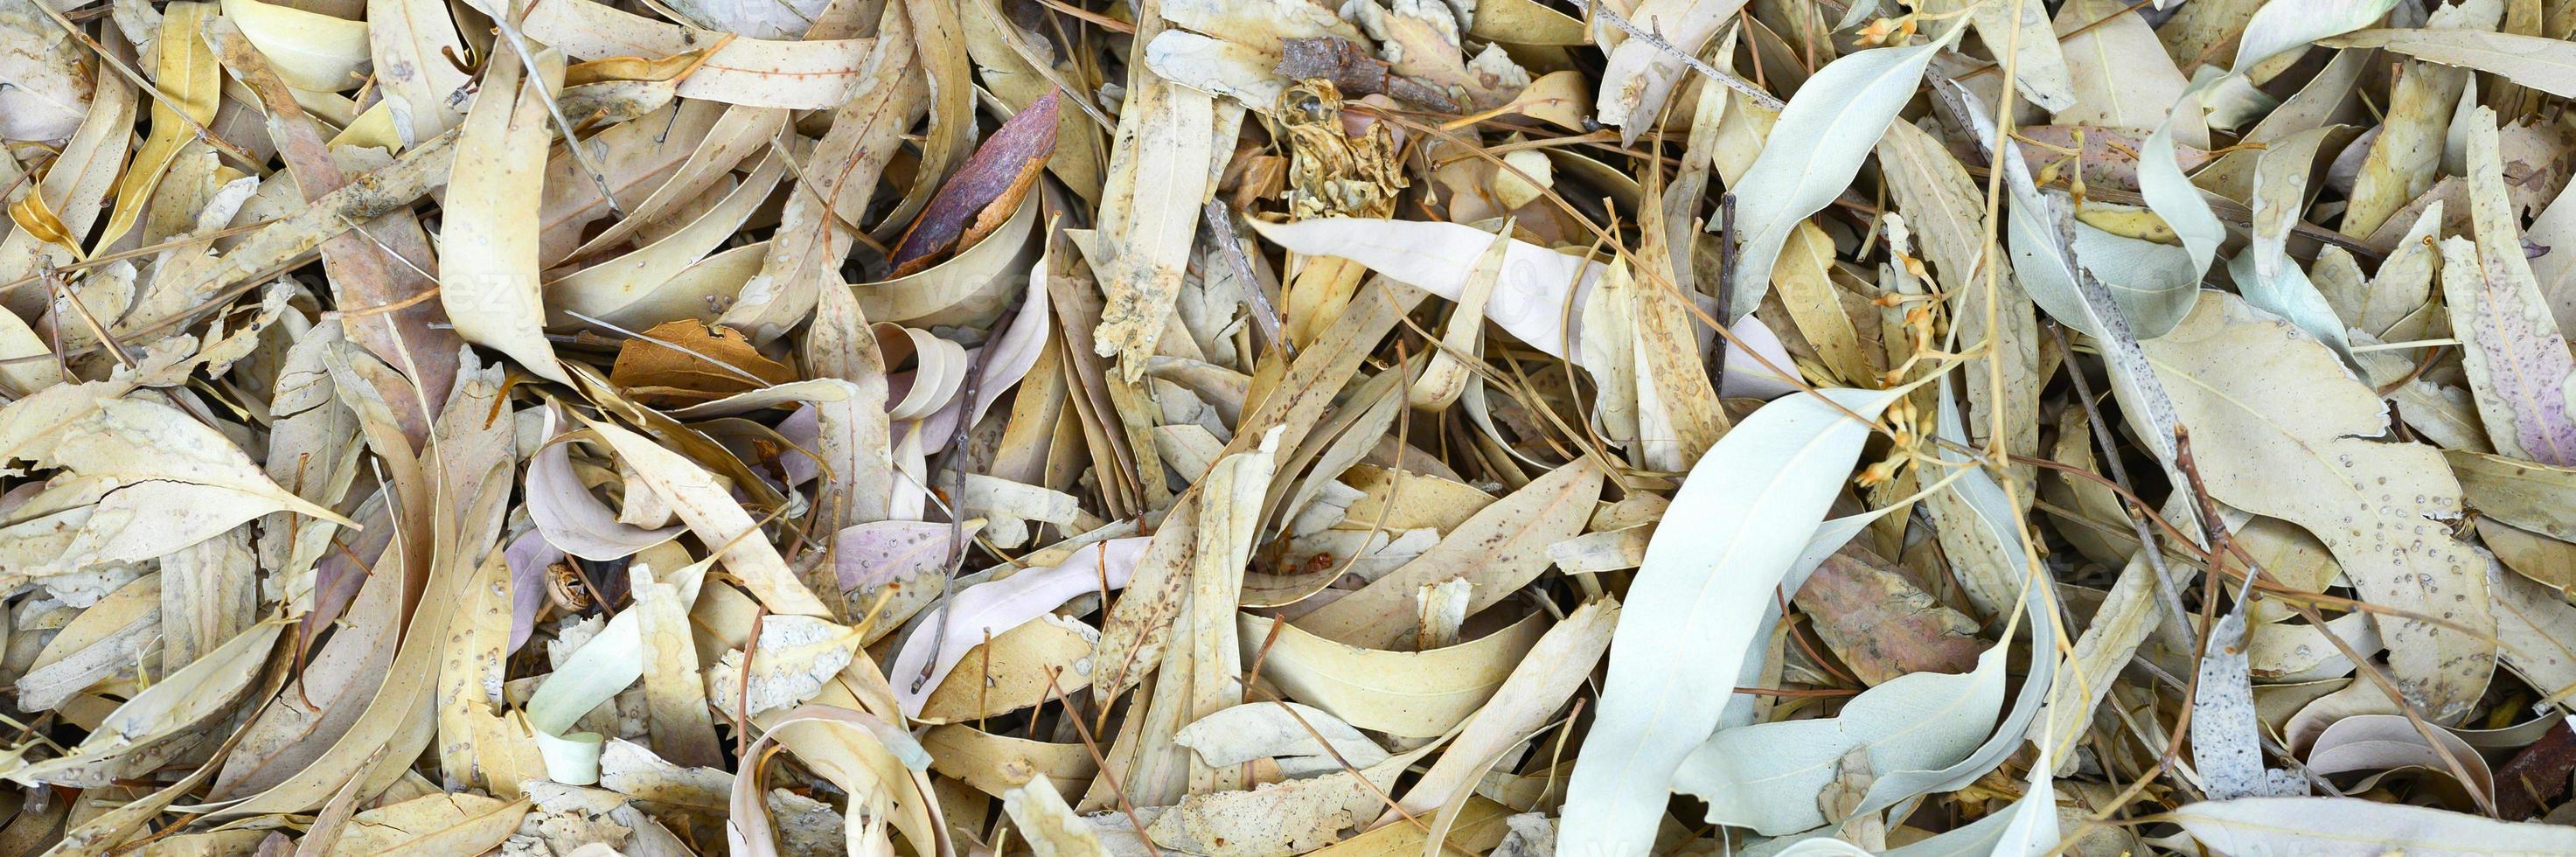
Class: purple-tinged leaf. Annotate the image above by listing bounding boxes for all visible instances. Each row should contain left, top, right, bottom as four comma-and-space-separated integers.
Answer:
833, 519, 987, 592
2454, 106, 2576, 466
888, 536, 1151, 715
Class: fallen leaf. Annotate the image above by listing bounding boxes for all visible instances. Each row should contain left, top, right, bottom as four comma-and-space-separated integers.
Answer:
889, 91, 1062, 276
607, 319, 798, 405
1793, 547, 1984, 686
2447, 107, 2576, 467
2172, 796, 2576, 854
1563, 387, 1902, 854
2143, 294, 2495, 720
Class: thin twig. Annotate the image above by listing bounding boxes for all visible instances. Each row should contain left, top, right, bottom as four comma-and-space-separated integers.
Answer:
917, 300, 1022, 692
31, 1, 270, 174
496, 0, 627, 219
1204, 200, 1294, 361
1039, 667, 1161, 853
2048, 323, 2197, 642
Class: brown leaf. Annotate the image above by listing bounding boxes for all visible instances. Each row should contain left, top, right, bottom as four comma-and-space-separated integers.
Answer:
608, 319, 797, 405
888, 90, 1062, 276
1793, 546, 1986, 686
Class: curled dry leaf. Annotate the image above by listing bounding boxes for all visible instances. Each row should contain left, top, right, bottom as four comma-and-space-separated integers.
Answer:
1241, 611, 1547, 739
526, 411, 683, 561
10, 1, 2576, 850
441, 46, 570, 386
607, 319, 798, 405
2306, 713, 2495, 800
1677, 627, 2009, 835
888, 537, 1151, 715
1173, 700, 1389, 776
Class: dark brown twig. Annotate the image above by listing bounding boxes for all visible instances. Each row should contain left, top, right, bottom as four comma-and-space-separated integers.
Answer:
1039, 667, 1161, 853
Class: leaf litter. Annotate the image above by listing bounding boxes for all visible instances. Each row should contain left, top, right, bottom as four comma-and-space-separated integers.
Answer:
23, 0, 2576, 854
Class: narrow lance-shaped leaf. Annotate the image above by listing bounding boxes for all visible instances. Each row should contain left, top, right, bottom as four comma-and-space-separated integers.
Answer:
2322, 27, 2576, 98
1591, 0, 1752, 141
1714, 20, 1967, 322
1949, 80, 2198, 344
2450, 105, 2576, 467
440, 45, 571, 384
1947, 80, 2191, 477
1562, 387, 1903, 854
1249, 217, 1597, 362
1676, 623, 2009, 834
2172, 797, 2576, 855
2236, 125, 2357, 364
2235, 0, 2404, 72
2134, 0, 2398, 282
2135, 105, 2227, 282
1844, 381, 2063, 814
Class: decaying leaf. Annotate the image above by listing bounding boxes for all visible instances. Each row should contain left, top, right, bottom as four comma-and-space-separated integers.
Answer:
889, 91, 1062, 276
707, 616, 861, 718
1676, 624, 2008, 835
890, 537, 1151, 715
3, 1, 2572, 850
608, 319, 799, 405
1793, 547, 1983, 686
1173, 700, 1389, 777
339, 792, 533, 855
441, 45, 570, 385
2173, 796, 2576, 854
2447, 107, 2576, 467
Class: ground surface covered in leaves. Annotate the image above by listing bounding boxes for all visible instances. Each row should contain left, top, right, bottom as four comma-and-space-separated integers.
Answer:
9, 0, 2576, 854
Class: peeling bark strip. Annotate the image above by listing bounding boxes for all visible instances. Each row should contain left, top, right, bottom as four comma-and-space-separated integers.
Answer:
1272, 37, 1456, 109
2496, 720, 2576, 819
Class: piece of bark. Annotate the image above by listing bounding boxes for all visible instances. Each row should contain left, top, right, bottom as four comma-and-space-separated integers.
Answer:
2497, 719, 2576, 819
1275, 37, 1457, 111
